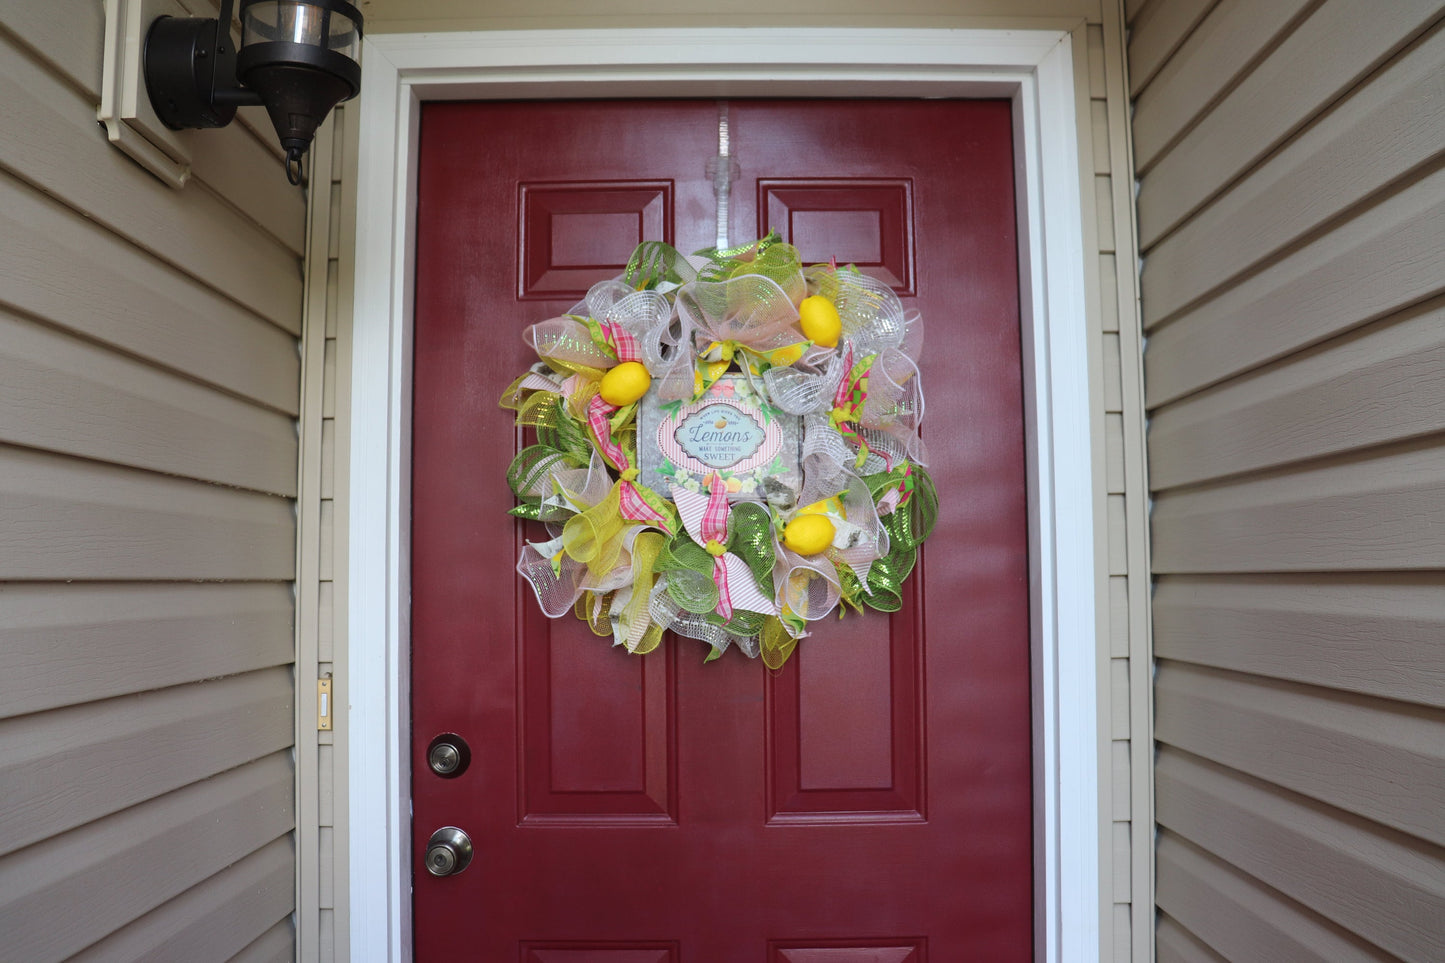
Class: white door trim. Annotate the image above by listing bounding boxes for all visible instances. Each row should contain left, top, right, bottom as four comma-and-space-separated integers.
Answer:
349, 26, 1099, 962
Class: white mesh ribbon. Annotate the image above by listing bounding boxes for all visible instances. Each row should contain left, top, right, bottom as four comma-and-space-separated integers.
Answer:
585, 282, 673, 360
761, 346, 846, 415
677, 274, 804, 354
516, 532, 587, 618
771, 540, 842, 622
799, 413, 858, 503
806, 265, 910, 356
861, 349, 925, 433
524, 316, 615, 371
649, 581, 736, 653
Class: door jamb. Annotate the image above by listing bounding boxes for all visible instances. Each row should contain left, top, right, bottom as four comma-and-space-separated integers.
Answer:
348, 25, 1099, 962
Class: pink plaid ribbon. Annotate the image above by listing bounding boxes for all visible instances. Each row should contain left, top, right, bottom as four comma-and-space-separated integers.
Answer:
586, 394, 629, 470
700, 472, 730, 545
601, 321, 642, 363
586, 394, 671, 528
701, 473, 733, 620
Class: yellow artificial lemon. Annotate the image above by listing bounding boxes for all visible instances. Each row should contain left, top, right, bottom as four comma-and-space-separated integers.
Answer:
782, 514, 836, 556
598, 361, 652, 406
798, 295, 842, 348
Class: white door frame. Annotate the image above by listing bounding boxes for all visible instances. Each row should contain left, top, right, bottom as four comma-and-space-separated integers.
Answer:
349, 26, 1099, 962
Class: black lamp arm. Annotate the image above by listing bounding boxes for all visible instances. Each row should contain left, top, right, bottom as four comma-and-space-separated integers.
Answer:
207, 0, 263, 108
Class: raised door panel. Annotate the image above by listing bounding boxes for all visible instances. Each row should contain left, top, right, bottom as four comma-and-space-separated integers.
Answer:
760, 179, 915, 293
767, 586, 923, 822
520, 616, 678, 823
521, 182, 673, 300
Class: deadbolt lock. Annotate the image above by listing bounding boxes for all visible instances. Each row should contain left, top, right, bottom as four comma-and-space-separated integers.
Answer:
426, 732, 471, 778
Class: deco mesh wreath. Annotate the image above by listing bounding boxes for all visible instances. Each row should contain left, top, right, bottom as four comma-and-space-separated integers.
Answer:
501, 232, 937, 669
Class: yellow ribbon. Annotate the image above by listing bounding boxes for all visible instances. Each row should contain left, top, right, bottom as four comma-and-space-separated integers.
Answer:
617, 532, 665, 654
694, 339, 808, 395
562, 484, 627, 579
760, 615, 799, 670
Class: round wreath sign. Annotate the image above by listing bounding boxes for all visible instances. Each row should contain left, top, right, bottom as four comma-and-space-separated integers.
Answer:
502, 234, 936, 668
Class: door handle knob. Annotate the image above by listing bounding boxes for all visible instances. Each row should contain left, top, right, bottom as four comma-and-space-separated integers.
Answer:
424, 826, 474, 877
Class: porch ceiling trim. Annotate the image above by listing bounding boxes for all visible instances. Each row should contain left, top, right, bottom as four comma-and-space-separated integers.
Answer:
348, 25, 1097, 962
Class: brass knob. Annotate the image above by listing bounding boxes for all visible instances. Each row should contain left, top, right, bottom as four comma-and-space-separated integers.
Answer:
424, 826, 473, 877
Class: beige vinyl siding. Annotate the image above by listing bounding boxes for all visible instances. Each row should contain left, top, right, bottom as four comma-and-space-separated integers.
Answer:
295, 104, 356, 962
0, 2, 303, 958
1130, 1, 1445, 959
311, 5, 1151, 961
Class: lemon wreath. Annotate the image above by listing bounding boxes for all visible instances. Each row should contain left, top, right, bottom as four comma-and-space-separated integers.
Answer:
501, 233, 937, 668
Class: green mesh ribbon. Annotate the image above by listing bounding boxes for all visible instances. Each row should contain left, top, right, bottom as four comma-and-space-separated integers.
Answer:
715, 608, 767, 637
624, 241, 699, 291
725, 502, 776, 592
693, 230, 802, 290
504, 392, 595, 520
860, 464, 939, 610
506, 446, 573, 520
534, 400, 593, 466
655, 536, 720, 614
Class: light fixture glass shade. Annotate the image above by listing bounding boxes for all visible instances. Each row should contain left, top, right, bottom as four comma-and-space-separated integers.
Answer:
241, 1, 360, 60
236, 0, 362, 179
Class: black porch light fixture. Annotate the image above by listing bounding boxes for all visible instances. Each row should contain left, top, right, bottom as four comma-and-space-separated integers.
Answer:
145, 0, 363, 185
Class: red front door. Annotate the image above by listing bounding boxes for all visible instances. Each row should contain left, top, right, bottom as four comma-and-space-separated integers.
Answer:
411, 100, 1030, 961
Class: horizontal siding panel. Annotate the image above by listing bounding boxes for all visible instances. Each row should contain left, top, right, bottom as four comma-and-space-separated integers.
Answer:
68, 836, 294, 963
1144, 168, 1445, 403
1136, 0, 1443, 247
1, 0, 287, 171
188, 130, 308, 257
0, 308, 298, 495
1141, 27, 1445, 325
0, 446, 295, 580
0, 0, 306, 253
1126, 0, 1217, 98
1156, 831, 1393, 962
1153, 576, 1445, 709
230, 917, 297, 963
0, 752, 294, 963
1132, 0, 1314, 172
1151, 444, 1445, 573
0, 175, 300, 415
1156, 913, 1228, 962
0, 0, 100, 94
1156, 662, 1445, 845
0, 37, 303, 330
0, 668, 294, 857
1149, 299, 1445, 488
0, 583, 293, 719
1157, 748, 1445, 961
